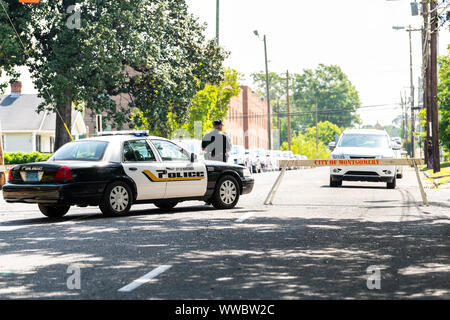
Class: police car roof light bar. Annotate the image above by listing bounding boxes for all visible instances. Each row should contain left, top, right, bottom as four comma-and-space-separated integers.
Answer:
97, 130, 149, 137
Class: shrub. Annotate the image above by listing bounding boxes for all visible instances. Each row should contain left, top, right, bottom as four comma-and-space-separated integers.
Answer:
4, 152, 52, 165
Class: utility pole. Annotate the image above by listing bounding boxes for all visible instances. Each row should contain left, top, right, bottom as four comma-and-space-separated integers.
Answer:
286, 70, 291, 151
277, 100, 281, 149
430, 0, 440, 172
216, 0, 220, 44
408, 25, 415, 158
263, 35, 272, 150
401, 92, 407, 145
315, 98, 319, 155
422, 0, 431, 165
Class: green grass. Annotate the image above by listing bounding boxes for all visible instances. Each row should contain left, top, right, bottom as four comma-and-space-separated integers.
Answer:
423, 163, 450, 184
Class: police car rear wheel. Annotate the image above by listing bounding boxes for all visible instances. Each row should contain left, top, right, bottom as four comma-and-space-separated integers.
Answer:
38, 204, 70, 218
154, 200, 178, 210
100, 181, 133, 216
211, 175, 240, 209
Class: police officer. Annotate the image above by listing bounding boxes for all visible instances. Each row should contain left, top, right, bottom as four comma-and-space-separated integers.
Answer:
202, 119, 232, 162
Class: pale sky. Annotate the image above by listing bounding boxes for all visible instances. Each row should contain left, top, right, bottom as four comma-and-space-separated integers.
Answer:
186, 0, 450, 126
2, 0, 448, 127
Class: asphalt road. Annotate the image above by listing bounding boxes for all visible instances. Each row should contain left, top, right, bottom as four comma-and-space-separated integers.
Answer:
0, 167, 449, 299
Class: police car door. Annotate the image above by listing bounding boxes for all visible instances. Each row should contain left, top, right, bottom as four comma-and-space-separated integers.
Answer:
150, 139, 207, 198
122, 139, 167, 200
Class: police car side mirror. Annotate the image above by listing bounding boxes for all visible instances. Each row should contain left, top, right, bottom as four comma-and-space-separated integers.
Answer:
190, 153, 197, 162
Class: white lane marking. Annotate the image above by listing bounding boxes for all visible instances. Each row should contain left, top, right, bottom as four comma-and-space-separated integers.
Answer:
235, 212, 255, 223
118, 265, 172, 292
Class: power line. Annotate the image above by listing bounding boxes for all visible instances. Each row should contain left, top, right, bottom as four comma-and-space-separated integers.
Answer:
226, 104, 403, 120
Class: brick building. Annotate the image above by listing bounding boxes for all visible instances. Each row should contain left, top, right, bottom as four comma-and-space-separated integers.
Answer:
225, 86, 272, 150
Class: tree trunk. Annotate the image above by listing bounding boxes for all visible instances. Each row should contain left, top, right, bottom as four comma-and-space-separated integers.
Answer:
54, 89, 72, 151
0, 125, 4, 186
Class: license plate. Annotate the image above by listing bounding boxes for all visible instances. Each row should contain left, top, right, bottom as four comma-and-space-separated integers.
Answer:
26, 172, 39, 182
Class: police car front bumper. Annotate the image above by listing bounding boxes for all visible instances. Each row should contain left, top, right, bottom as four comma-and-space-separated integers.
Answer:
241, 177, 254, 195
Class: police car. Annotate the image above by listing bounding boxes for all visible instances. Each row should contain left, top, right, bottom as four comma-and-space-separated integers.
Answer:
2, 131, 254, 218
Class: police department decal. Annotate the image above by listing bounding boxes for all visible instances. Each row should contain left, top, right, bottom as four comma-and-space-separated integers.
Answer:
143, 169, 205, 182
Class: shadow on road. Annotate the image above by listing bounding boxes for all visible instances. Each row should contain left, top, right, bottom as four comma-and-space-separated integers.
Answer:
320, 185, 389, 190
0, 204, 449, 299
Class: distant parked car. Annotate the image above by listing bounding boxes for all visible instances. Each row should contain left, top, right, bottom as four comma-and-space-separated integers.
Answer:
272, 150, 286, 170
248, 150, 262, 173
228, 145, 248, 167
174, 139, 204, 161
282, 151, 295, 169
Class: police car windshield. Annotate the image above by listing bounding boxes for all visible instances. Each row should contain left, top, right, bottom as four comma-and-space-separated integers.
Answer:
50, 140, 108, 161
338, 134, 390, 149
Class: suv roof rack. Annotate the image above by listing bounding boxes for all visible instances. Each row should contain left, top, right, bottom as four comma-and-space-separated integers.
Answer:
97, 130, 149, 137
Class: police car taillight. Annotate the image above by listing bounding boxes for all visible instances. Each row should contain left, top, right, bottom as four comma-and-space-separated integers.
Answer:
55, 166, 73, 181
7, 170, 13, 182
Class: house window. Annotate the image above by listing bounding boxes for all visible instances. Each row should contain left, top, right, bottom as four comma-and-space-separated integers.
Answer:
35, 135, 41, 152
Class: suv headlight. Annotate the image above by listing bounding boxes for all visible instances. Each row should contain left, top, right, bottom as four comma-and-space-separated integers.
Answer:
242, 168, 252, 178
331, 154, 345, 159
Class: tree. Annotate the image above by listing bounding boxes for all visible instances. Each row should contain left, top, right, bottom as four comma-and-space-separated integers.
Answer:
304, 121, 343, 146
292, 64, 361, 128
174, 68, 242, 138
438, 47, 450, 152
1, 0, 226, 149
130, 68, 241, 138
281, 133, 330, 159
0, 0, 31, 92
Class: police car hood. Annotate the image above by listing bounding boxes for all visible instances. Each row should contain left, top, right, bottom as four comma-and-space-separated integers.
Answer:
204, 160, 245, 170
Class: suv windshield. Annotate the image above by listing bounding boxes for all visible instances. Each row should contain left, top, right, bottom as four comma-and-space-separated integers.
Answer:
49, 140, 108, 161
338, 134, 390, 148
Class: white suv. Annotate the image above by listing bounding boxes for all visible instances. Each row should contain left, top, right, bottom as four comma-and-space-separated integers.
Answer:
329, 129, 401, 189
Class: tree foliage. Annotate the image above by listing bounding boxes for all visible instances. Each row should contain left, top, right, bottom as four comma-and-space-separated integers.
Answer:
130, 68, 242, 139
179, 68, 241, 137
304, 121, 343, 146
0, 0, 30, 92
292, 64, 361, 128
281, 134, 330, 159
1, 0, 226, 148
251, 65, 360, 147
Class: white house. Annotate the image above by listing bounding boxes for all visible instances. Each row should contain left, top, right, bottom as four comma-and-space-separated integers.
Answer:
0, 82, 87, 153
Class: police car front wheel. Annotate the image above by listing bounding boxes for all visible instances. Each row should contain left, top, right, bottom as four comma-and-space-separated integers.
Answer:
211, 175, 240, 209
100, 181, 133, 216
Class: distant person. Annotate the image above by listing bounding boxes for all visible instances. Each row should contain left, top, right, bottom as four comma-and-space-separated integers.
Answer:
427, 139, 433, 169
202, 119, 232, 162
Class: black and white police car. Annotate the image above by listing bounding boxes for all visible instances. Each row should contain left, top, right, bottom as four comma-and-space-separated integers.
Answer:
3, 131, 254, 218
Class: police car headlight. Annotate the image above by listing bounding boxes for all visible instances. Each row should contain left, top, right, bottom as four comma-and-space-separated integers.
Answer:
242, 168, 252, 178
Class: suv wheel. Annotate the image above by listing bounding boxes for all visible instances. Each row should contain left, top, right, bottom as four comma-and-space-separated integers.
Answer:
211, 175, 240, 209
387, 177, 396, 189
38, 204, 70, 218
329, 177, 342, 188
100, 181, 133, 216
